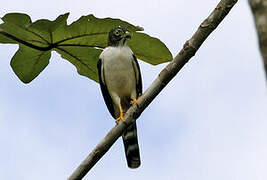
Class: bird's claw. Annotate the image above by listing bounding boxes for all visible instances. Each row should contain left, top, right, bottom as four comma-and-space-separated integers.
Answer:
115, 113, 126, 123
130, 98, 138, 105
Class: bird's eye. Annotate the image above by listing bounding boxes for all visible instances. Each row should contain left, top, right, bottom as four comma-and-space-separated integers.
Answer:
114, 30, 120, 36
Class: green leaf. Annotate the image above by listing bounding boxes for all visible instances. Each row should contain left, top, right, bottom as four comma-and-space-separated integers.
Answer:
0, 13, 47, 47
0, 13, 32, 44
11, 44, 51, 83
55, 46, 102, 82
0, 13, 172, 83
129, 32, 172, 65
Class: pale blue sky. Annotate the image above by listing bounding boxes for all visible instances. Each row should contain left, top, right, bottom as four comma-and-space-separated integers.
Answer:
1, 0, 267, 180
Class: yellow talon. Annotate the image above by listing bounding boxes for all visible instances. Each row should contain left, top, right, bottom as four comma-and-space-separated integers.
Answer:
115, 114, 126, 123
115, 103, 126, 123
130, 98, 138, 105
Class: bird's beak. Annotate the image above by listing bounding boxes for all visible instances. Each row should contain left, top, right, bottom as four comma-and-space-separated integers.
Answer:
124, 31, 131, 39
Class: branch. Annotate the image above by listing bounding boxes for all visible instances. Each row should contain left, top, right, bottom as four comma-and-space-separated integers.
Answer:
68, 0, 238, 179
248, 0, 267, 79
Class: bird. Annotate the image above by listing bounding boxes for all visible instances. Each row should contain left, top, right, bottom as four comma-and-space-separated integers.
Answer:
97, 26, 142, 168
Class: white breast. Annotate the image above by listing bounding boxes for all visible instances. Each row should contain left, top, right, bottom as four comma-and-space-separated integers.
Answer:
100, 46, 137, 99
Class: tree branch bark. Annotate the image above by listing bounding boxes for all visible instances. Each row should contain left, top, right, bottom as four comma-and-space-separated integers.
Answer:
68, 0, 238, 179
248, 0, 267, 79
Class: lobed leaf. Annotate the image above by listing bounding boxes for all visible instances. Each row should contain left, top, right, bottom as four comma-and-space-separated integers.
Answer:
0, 13, 173, 83
11, 44, 51, 83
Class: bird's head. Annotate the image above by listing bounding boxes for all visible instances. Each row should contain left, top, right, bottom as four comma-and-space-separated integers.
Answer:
108, 26, 131, 47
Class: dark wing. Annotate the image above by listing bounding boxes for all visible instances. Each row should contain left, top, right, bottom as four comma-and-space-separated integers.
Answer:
97, 58, 116, 119
132, 55, 142, 96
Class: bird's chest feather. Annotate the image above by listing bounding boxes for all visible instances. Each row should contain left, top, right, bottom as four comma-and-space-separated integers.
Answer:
101, 46, 136, 96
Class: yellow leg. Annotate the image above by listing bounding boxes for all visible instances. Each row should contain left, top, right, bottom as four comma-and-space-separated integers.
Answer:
115, 103, 126, 123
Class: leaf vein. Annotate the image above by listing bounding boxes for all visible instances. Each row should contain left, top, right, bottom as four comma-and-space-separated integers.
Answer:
56, 47, 97, 75
55, 32, 107, 45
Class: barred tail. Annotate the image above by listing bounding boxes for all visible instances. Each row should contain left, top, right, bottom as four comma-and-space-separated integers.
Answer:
122, 122, 141, 168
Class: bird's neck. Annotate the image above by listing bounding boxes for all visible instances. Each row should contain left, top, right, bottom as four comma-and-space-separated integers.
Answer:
110, 40, 127, 48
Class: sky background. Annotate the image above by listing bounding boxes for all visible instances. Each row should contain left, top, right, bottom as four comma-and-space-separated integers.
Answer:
1, 0, 267, 180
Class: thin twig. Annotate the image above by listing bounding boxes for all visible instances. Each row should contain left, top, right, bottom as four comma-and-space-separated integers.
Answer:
68, 0, 238, 179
